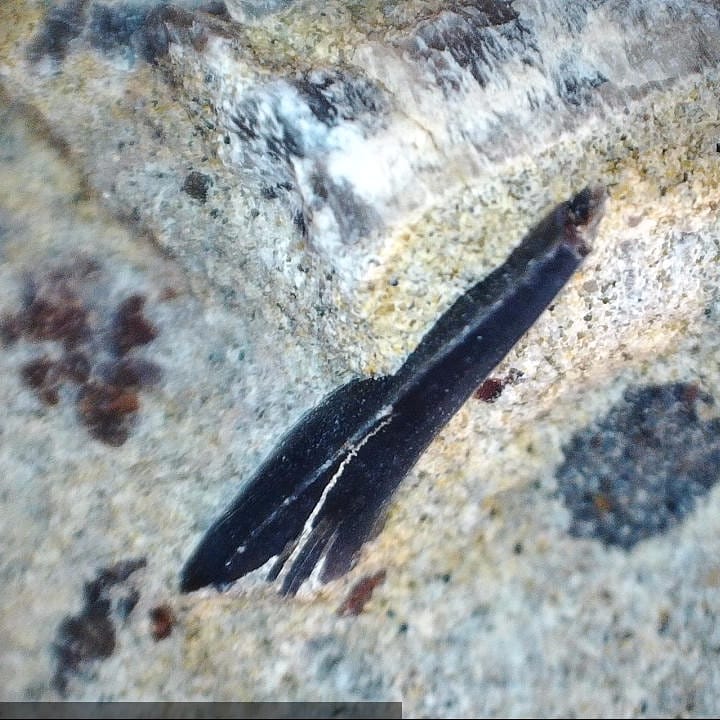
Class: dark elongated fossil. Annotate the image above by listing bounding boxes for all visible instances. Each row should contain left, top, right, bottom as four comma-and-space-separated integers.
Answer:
181, 187, 606, 596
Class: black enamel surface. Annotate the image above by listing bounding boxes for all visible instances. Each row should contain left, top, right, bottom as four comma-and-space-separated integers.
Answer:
181, 188, 602, 595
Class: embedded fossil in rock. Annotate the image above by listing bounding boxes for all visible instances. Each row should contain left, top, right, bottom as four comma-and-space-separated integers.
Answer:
181, 186, 607, 596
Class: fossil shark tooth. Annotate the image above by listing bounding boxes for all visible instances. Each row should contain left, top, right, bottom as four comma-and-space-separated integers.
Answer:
180, 186, 607, 596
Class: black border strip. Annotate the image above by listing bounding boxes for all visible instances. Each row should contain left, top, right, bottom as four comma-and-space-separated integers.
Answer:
0, 702, 402, 719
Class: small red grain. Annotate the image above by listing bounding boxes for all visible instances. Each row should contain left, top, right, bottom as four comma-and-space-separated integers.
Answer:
149, 604, 175, 641
337, 570, 387, 617
474, 377, 504, 402
474, 369, 524, 403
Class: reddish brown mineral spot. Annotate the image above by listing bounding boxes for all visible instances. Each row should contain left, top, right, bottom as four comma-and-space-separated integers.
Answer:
77, 382, 140, 446
474, 377, 504, 402
337, 570, 387, 617
473, 368, 524, 403
22, 273, 90, 349
21, 357, 61, 405
149, 603, 176, 642
103, 357, 163, 389
1, 261, 164, 446
111, 294, 158, 356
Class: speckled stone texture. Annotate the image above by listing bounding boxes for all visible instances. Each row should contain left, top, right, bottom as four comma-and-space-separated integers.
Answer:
1, 0, 720, 715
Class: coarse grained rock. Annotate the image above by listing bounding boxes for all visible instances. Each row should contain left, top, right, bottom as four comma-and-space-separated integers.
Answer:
1, 0, 718, 379
2, 1, 720, 715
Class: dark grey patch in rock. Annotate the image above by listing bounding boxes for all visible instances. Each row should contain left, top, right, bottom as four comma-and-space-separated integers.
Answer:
554, 0, 609, 35
29, 1, 228, 66
231, 70, 387, 162
292, 209, 307, 237
553, 57, 608, 107
230, 95, 304, 162
200, 1, 231, 20
229, 71, 389, 244
86, 2, 191, 64
260, 181, 293, 200
182, 170, 212, 202
309, 173, 381, 245
404, 2, 540, 94
556, 383, 720, 549
52, 557, 146, 695
292, 69, 389, 129
87, 2, 150, 53
27, 0, 88, 63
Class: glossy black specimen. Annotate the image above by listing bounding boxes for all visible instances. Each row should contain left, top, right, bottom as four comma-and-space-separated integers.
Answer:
181, 187, 606, 595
